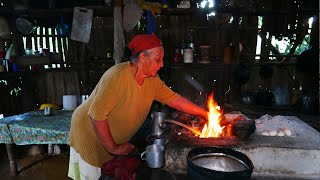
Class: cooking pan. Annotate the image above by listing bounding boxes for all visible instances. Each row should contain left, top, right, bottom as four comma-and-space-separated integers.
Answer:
16, 16, 38, 35
187, 147, 254, 180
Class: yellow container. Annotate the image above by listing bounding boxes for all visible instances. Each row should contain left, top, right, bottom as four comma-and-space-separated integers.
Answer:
39, 104, 60, 110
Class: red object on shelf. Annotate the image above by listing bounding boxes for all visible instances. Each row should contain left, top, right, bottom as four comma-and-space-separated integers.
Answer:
173, 48, 181, 63
0, 49, 5, 58
42, 48, 50, 56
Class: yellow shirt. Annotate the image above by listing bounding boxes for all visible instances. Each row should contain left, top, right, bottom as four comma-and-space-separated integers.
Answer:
69, 62, 180, 167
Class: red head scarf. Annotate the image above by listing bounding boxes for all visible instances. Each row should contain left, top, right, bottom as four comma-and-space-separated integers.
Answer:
128, 33, 162, 56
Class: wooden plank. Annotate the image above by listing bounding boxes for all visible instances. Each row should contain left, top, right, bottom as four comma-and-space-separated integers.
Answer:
45, 27, 50, 50
63, 71, 72, 95
51, 27, 57, 53
62, 37, 68, 62
56, 71, 65, 105
33, 36, 38, 52
45, 72, 54, 104
72, 71, 80, 96
57, 36, 63, 63
35, 72, 47, 106
66, 39, 73, 63
26, 36, 32, 49
21, 75, 37, 110
39, 27, 44, 49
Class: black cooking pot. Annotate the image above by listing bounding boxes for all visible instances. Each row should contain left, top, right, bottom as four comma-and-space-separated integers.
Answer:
187, 147, 254, 180
259, 64, 274, 80
297, 47, 318, 76
233, 63, 251, 85
253, 89, 274, 106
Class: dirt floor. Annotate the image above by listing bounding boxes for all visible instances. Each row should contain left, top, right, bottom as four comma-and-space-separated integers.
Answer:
0, 143, 186, 180
0, 144, 70, 180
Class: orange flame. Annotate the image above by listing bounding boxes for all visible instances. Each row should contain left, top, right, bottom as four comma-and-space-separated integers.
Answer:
200, 93, 224, 138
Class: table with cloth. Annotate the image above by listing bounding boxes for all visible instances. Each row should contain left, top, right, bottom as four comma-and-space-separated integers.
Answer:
0, 110, 73, 175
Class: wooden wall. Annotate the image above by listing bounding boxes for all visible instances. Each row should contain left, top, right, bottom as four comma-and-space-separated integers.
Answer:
0, 3, 318, 116
0, 70, 80, 116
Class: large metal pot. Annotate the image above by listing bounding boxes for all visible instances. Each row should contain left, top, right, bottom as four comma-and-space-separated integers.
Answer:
187, 147, 254, 180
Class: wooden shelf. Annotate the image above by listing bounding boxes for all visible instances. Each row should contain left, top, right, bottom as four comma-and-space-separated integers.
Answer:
15, 54, 61, 66
161, 7, 318, 16
169, 61, 226, 69
15, 5, 113, 17
0, 68, 60, 78
249, 61, 297, 67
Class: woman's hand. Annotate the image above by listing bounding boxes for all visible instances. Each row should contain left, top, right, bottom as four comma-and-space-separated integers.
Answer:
110, 142, 135, 156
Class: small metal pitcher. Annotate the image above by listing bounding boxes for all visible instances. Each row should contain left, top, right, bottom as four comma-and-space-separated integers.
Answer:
146, 134, 168, 147
151, 111, 167, 136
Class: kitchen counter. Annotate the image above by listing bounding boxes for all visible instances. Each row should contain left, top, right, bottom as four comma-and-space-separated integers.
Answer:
224, 103, 319, 132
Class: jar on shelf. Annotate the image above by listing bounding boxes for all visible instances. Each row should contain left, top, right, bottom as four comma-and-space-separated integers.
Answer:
183, 47, 193, 63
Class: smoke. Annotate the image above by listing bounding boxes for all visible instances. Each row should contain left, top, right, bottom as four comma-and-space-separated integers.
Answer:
185, 74, 204, 92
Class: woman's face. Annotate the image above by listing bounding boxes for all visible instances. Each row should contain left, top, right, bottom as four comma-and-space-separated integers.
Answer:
141, 47, 164, 77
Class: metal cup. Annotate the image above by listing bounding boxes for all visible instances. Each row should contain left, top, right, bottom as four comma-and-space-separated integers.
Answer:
141, 144, 165, 168
80, 95, 89, 104
44, 107, 53, 116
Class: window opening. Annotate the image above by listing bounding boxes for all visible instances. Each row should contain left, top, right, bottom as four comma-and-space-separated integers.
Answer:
22, 26, 68, 69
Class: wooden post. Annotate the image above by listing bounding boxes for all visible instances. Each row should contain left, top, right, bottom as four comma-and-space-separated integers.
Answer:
6, 143, 18, 176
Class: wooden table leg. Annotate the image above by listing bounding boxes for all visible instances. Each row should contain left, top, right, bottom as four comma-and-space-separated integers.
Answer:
6, 143, 18, 176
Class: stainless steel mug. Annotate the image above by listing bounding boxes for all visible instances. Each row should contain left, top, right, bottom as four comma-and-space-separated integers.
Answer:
80, 95, 89, 104
44, 107, 53, 116
2, 59, 10, 72
140, 144, 165, 168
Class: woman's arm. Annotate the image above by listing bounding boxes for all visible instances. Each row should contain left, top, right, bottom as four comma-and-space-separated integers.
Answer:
166, 96, 208, 118
90, 117, 135, 155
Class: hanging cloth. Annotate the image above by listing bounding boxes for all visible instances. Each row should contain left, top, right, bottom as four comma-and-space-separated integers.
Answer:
145, 10, 156, 34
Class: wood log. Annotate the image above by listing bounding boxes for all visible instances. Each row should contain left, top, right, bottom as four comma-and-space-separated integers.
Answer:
231, 119, 256, 139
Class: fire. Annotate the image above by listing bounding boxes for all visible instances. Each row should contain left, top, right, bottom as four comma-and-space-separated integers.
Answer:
200, 93, 224, 138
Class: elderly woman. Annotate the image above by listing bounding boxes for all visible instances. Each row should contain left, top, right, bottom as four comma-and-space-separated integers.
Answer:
68, 33, 207, 179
